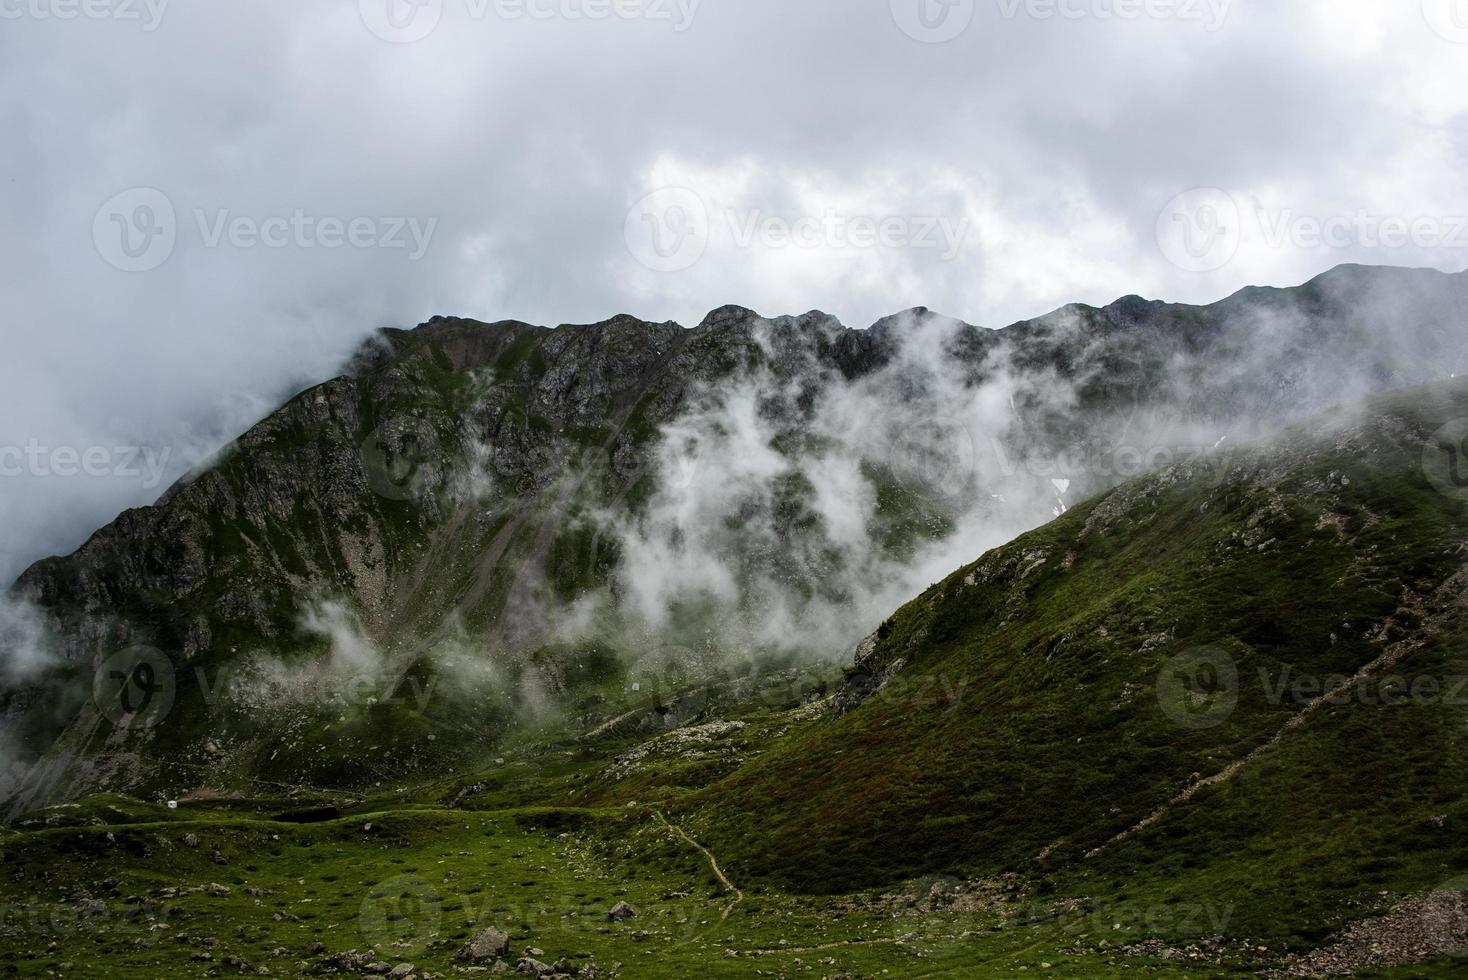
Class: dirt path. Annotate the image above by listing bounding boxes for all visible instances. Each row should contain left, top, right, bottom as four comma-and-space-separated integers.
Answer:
743, 937, 903, 953
653, 810, 744, 920
1089, 574, 1466, 858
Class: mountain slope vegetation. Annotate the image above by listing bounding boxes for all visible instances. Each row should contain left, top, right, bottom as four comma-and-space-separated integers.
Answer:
4, 263, 1468, 830
2, 371, 1468, 976
685, 377, 1468, 956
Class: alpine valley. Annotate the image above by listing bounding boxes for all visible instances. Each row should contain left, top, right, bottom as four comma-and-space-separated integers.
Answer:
3, 264, 1468, 978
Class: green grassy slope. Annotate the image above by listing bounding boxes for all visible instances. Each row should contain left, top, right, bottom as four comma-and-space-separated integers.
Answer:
691, 378, 1468, 953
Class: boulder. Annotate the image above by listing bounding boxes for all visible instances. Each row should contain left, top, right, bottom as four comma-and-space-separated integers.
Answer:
458, 927, 512, 961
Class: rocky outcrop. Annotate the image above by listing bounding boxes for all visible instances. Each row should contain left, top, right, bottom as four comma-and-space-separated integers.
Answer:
458, 927, 511, 960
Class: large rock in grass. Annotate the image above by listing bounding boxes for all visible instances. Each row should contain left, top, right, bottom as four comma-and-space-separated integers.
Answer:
457, 927, 511, 960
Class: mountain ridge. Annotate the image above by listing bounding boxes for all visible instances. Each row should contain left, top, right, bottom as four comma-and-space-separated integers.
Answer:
27, 260, 1468, 578
5, 262, 1468, 814
3, 278, 1468, 975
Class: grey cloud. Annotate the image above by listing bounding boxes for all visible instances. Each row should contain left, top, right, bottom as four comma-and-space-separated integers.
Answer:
3, 0, 1467, 583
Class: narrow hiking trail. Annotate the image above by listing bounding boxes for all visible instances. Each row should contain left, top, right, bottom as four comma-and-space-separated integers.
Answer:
1088, 575, 1466, 858
653, 810, 744, 920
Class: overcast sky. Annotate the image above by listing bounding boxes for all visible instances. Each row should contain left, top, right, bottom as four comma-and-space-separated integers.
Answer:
2, 0, 1468, 584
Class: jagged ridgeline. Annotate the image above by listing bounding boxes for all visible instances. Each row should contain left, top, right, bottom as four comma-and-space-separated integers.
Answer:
3, 264, 1467, 806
